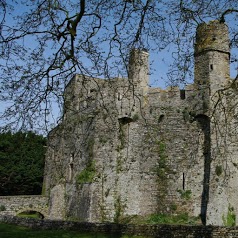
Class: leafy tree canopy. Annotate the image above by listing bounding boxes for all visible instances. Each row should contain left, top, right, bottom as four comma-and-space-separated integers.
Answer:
0, 131, 46, 195
0, 0, 237, 132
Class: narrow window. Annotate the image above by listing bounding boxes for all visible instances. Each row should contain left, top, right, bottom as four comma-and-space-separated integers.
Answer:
183, 173, 185, 190
180, 89, 186, 100
118, 92, 120, 100
210, 64, 213, 70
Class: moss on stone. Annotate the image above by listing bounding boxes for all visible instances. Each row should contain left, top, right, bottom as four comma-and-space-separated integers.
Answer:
215, 165, 222, 176
177, 189, 192, 200
76, 161, 96, 184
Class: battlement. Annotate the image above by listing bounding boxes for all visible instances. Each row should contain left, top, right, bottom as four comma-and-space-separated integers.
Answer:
63, 21, 231, 118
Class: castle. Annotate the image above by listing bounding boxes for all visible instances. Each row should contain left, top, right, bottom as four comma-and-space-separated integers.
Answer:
43, 20, 238, 226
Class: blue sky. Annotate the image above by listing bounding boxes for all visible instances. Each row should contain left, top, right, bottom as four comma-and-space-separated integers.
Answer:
0, 1, 238, 133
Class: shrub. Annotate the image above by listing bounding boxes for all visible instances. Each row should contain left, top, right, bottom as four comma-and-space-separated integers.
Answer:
0, 204, 6, 211
222, 204, 236, 226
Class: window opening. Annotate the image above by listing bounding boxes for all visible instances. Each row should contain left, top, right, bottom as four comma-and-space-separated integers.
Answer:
180, 89, 186, 100
158, 114, 165, 123
183, 172, 185, 190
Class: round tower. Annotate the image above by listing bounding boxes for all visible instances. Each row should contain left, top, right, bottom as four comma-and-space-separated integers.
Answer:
194, 20, 230, 93
128, 48, 149, 96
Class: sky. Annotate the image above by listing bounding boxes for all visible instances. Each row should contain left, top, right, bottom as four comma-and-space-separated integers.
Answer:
0, 1, 238, 133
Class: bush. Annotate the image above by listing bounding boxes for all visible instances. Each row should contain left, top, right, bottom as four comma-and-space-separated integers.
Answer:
222, 204, 236, 226
0, 204, 6, 211
177, 189, 192, 200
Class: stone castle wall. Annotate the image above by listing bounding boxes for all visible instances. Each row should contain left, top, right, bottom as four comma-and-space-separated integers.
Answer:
43, 20, 238, 226
0, 196, 48, 218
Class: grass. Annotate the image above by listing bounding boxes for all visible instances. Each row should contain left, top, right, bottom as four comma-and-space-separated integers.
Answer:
0, 223, 145, 238
17, 211, 43, 219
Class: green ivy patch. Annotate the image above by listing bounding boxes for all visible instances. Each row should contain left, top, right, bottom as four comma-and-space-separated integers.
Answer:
76, 161, 96, 184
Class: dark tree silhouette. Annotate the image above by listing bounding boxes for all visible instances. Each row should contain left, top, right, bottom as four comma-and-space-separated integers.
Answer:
0, 131, 46, 195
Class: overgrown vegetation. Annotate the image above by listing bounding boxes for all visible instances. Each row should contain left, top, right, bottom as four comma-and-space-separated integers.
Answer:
0, 205, 6, 211
17, 211, 43, 219
0, 131, 46, 195
76, 161, 96, 184
155, 141, 168, 179
222, 204, 236, 226
114, 196, 125, 223
147, 213, 200, 225
132, 114, 139, 122
177, 189, 192, 200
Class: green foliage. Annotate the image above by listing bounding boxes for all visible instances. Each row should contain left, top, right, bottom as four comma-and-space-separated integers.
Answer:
99, 137, 108, 145
0, 222, 144, 238
154, 141, 168, 179
0, 204, 6, 211
114, 196, 124, 223
17, 211, 43, 219
222, 204, 236, 226
170, 203, 177, 211
132, 114, 139, 122
76, 161, 96, 184
68, 133, 95, 190
0, 223, 29, 232
147, 213, 199, 225
177, 190, 192, 200
215, 165, 223, 176
0, 131, 46, 195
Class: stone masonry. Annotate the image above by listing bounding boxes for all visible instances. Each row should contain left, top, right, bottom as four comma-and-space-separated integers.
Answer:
43, 20, 238, 226
0, 195, 48, 218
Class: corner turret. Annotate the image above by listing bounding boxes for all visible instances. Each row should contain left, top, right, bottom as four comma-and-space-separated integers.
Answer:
128, 48, 149, 96
117, 49, 149, 120
194, 20, 230, 93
